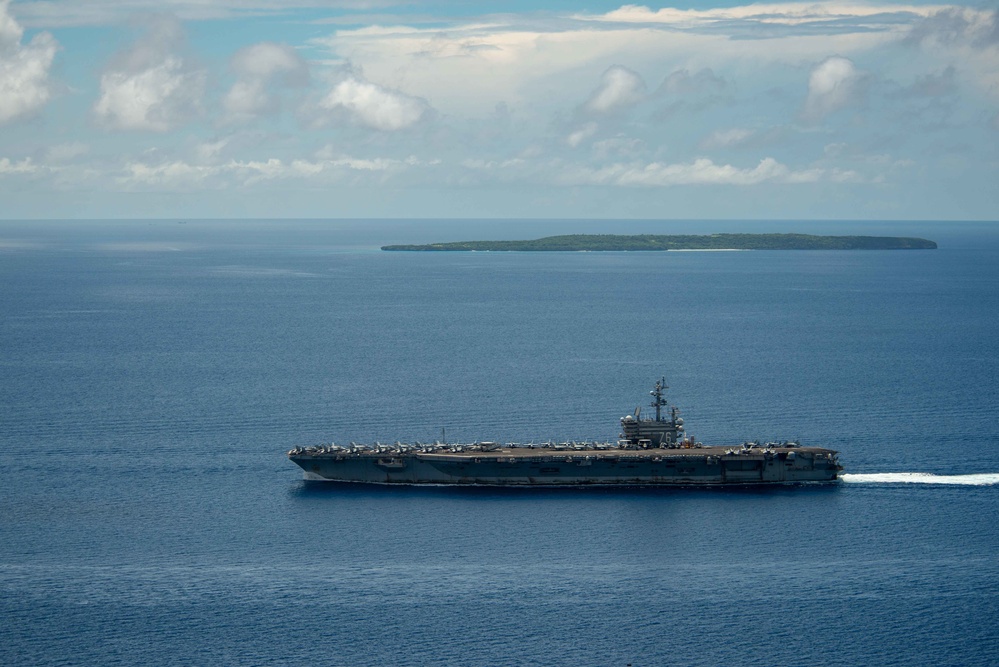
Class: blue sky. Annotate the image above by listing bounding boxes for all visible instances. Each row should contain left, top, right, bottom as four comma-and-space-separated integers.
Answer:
1, 0, 996, 220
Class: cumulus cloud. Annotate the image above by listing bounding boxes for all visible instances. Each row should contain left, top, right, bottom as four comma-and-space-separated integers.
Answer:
117, 154, 425, 189
315, 3, 952, 123
801, 56, 867, 123
224, 42, 308, 121
318, 74, 430, 131
0, 0, 57, 124
560, 157, 830, 187
625, 157, 821, 186
93, 15, 205, 132
584, 65, 646, 114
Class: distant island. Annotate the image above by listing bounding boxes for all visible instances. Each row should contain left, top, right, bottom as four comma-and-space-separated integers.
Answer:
382, 233, 937, 252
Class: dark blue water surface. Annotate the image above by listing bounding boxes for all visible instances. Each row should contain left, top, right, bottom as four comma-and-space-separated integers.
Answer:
2, 220, 998, 666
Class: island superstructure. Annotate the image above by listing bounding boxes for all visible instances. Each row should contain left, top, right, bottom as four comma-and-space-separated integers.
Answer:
287, 379, 842, 486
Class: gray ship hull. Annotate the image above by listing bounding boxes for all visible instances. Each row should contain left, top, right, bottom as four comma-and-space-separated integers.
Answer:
288, 444, 841, 486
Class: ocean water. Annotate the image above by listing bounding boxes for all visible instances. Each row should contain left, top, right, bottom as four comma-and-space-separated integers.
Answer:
2, 219, 998, 666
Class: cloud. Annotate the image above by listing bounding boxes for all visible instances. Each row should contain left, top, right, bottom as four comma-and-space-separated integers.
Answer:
0, 156, 40, 174
318, 74, 430, 131
699, 128, 754, 150
566, 122, 597, 148
578, 157, 826, 187
905, 8, 999, 48
116, 153, 425, 189
45, 142, 89, 163
195, 138, 229, 162
657, 68, 725, 95
801, 56, 867, 123
898, 66, 958, 98
92, 15, 206, 132
312, 3, 946, 122
591, 3, 943, 37
904, 9, 999, 103
224, 42, 308, 121
592, 136, 644, 160
584, 65, 646, 114
0, 0, 57, 124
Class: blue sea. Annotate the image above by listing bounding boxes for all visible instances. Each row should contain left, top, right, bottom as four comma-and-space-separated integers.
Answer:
2, 219, 998, 666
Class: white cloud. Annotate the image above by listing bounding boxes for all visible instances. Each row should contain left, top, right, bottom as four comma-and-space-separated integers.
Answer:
592, 136, 644, 160
457, 152, 852, 187
830, 167, 864, 183
45, 142, 89, 163
224, 42, 307, 120
0, 0, 57, 124
584, 65, 646, 114
315, 3, 921, 123
116, 154, 424, 189
801, 56, 867, 123
319, 75, 430, 131
566, 122, 597, 148
700, 128, 754, 150
1, 2, 994, 221
93, 16, 205, 132
824, 142, 847, 158
562, 157, 826, 186
9, 0, 944, 34
195, 139, 229, 162
0, 156, 39, 174
593, 3, 943, 30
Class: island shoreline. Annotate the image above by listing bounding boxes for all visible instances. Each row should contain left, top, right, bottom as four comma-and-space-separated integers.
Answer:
382, 233, 938, 252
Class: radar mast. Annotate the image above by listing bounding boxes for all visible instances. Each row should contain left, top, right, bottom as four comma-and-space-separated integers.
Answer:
649, 377, 668, 422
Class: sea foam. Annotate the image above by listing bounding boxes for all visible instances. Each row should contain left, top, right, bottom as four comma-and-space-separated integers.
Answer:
841, 472, 999, 486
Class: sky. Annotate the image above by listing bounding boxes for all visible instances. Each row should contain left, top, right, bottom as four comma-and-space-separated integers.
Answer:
0, 0, 997, 220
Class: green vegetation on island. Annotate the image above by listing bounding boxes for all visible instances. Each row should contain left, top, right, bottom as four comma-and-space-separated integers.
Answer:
381, 233, 938, 252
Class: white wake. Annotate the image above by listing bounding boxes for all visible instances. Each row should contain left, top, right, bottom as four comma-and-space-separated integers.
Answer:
841, 472, 999, 486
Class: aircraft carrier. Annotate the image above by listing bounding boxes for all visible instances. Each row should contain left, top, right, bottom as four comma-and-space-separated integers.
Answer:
287, 379, 842, 486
